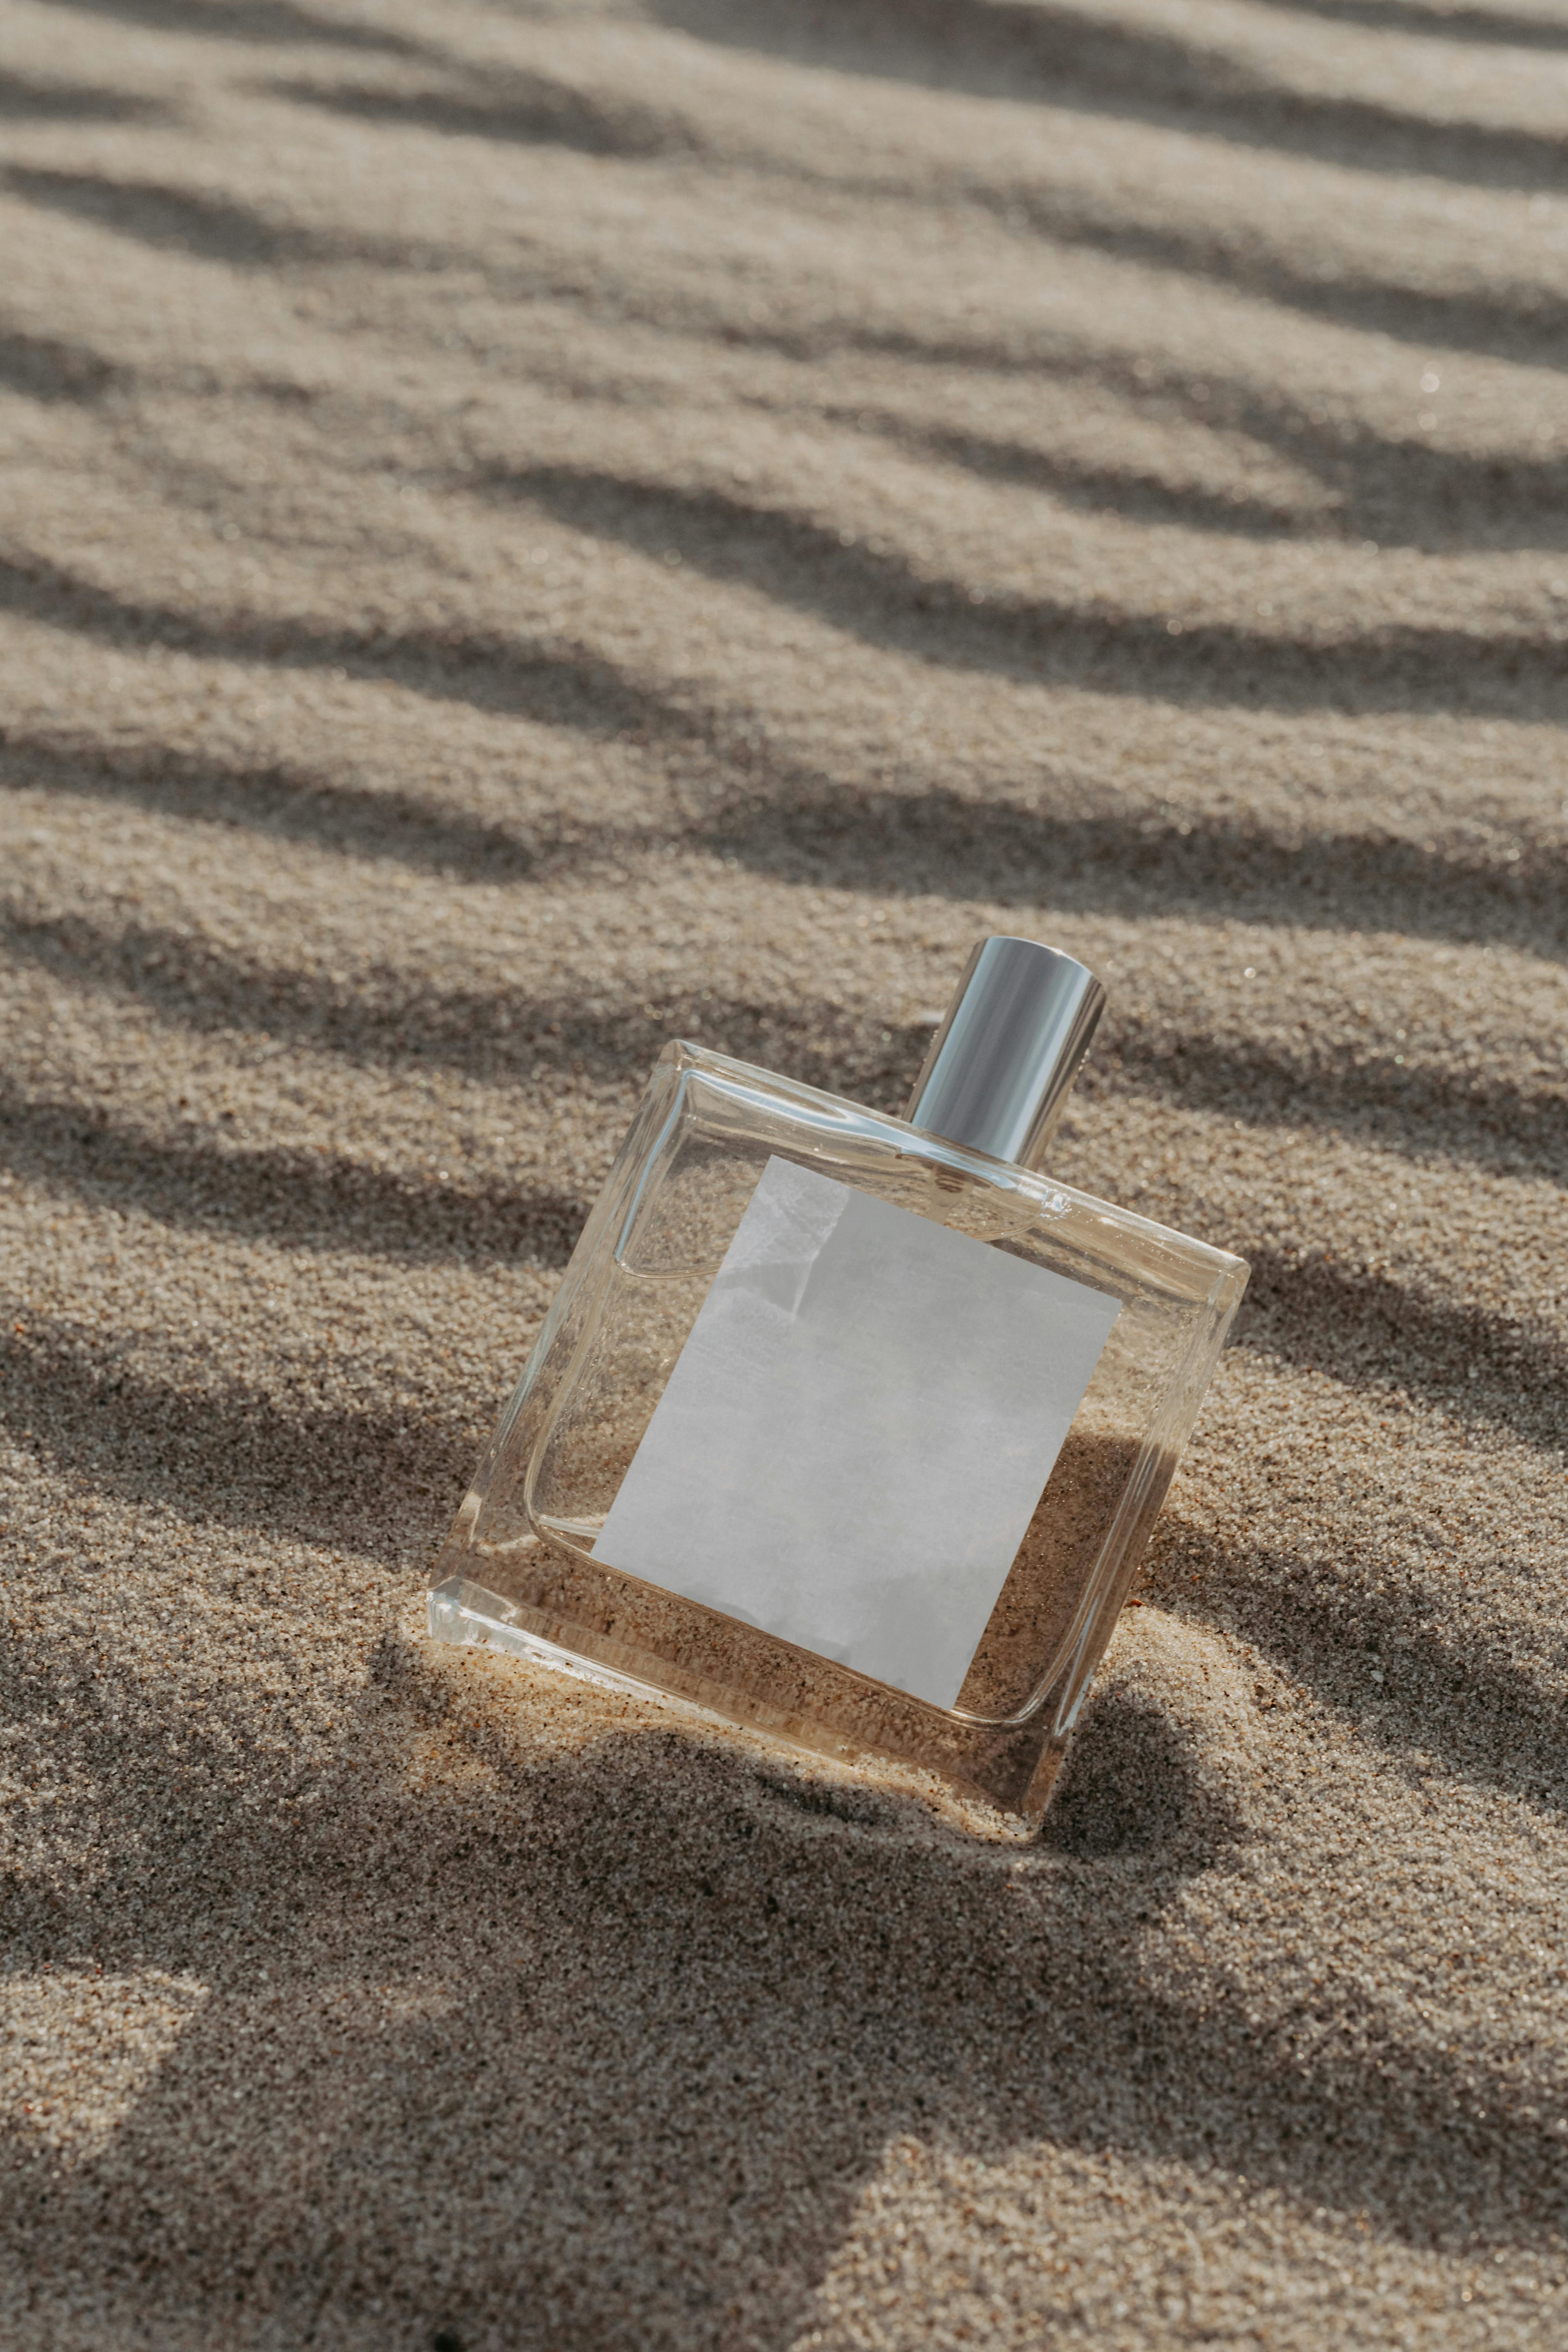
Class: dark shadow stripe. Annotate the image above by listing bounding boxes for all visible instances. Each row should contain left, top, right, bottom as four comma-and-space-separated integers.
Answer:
0, 1317, 477, 1540
33, 719, 1565, 964
0, 733, 537, 881
1099, 1015, 1568, 1190
1248, 0, 1568, 50
0, 1086, 587, 1267
1149, 383, 1568, 559
465, 6, 1567, 370
1146, 1525, 1568, 1818
0, 323, 123, 405
43, 0, 436, 57
649, 250, 1563, 404
321, 155, 1564, 383
652, 0, 1568, 194
532, 150, 1568, 375
5, 166, 400, 270
703, 787, 1568, 960
854, 391, 1568, 558
19, 1098, 1555, 1437
6, 1637, 1561, 2276
6, 902, 1562, 1189
7, 1645, 1564, 2268
18, 154, 1556, 426
503, 466, 1568, 718
870, 186, 1564, 374
1234, 1246, 1568, 1455
0, 903, 920, 1098
266, 71, 679, 158
990, 180, 1567, 372
0, 70, 175, 122
869, 416, 1316, 540
18, 143, 1558, 404
0, 550, 691, 739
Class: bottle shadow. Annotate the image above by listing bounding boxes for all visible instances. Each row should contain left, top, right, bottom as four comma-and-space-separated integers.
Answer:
7, 1627, 1563, 2347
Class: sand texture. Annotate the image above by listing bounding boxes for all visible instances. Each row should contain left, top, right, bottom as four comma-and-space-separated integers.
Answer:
3, 0, 1568, 2343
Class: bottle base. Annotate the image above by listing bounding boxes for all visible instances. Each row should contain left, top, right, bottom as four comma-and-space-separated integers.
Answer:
426, 1575, 1061, 1838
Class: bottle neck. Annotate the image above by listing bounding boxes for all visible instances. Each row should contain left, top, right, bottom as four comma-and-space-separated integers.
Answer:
904, 937, 1104, 1171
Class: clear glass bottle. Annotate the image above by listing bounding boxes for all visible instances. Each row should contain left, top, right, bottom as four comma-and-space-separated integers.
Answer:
428, 937, 1248, 1827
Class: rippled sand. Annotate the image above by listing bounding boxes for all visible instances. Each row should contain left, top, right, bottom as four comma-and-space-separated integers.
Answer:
2, 1, 1567, 2345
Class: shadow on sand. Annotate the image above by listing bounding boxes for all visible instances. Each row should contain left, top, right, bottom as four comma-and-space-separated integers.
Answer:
1, 1612, 1561, 2347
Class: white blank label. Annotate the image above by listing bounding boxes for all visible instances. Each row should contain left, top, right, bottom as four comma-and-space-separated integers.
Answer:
594, 1156, 1120, 1711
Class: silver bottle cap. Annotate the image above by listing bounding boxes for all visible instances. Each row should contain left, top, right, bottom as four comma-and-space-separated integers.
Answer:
904, 935, 1105, 1171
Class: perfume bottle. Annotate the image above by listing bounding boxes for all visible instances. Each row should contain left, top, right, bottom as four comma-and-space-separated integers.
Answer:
428, 937, 1248, 1826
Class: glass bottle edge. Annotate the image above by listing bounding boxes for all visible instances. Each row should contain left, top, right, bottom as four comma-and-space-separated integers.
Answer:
437, 1268, 1243, 1744
427, 1572, 1059, 1834
659, 1037, 1251, 1286
426, 1034, 1252, 1804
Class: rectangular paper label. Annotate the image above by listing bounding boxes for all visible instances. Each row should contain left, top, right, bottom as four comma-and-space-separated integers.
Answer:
594, 1156, 1120, 1711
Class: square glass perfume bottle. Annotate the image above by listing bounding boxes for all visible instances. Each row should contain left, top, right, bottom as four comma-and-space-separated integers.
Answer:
428, 937, 1248, 1826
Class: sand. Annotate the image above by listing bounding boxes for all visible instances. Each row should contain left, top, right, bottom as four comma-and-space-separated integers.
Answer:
2, 0, 1567, 2343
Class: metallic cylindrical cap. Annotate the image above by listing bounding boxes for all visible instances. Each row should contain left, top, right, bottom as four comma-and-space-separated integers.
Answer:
904, 935, 1105, 1171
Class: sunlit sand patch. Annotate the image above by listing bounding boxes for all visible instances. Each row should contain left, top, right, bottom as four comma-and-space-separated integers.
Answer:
790, 2132, 1550, 2350
0, 1970, 209, 2161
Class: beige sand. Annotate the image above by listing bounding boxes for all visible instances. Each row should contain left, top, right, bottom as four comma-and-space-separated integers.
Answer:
3, 0, 1568, 2342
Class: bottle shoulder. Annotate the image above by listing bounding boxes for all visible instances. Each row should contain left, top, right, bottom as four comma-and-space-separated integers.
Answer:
648, 1037, 1249, 1304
